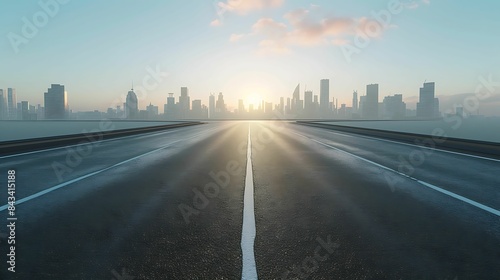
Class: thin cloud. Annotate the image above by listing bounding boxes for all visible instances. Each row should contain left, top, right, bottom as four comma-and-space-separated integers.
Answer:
257, 39, 291, 55
253, 18, 288, 38
211, 19, 222, 27
229, 33, 245, 42
229, 2, 429, 54
211, 0, 284, 27
332, 38, 351, 46
217, 0, 284, 15
234, 7, 391, 55
403, 0, 431, 9
285, 9, 359, 46
251, 18, 291, 54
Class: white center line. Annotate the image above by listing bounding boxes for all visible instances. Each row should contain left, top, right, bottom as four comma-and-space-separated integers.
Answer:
241, 125, 258, 280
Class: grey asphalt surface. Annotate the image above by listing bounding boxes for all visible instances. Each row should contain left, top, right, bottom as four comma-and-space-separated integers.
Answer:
0, 121, 499, 279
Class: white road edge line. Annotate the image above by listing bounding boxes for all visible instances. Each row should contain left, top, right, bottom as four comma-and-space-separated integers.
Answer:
293, 131, 500, 217
0, 127, 184, 160
0, 131, 212, 212
312, 126, 500, 163
241, 125, 258, 280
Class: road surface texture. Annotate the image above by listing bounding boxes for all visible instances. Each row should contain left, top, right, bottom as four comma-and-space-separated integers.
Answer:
0, 121, 499, 279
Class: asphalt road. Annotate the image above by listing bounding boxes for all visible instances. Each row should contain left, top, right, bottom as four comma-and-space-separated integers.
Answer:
0, 121, 499, 279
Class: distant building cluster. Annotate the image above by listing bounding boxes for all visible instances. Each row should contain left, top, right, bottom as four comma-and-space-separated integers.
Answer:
279, 80, 440, 120
122, 86, 211, 120
0, 81, 443, 121
0, 84, 68, 121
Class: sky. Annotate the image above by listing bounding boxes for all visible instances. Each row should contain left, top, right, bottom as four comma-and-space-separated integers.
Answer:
1, 0, 500, 114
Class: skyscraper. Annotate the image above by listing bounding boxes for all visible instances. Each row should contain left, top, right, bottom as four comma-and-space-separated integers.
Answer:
286, 97, 291, 115
192, 100, 202, 119
292, 84, 300, 101
320, 79, 330, 117
37, 104, 44, 120
359, 95, 366, 115
19, 101, 37, 120
44, 84, 67, 119
16, 102, 21, 120
209, 94, 215, 119
125, 87, 138, 119
352, 90, 358, 112
164, 93, 176, 119
216, 92, 226, 114
362, 84, 379, 119
179, 87, 190, 118
304, 91, 313, 109
7, 88, 17, 120
383, 94, 406, 119
304, 90, 313, 117
20, 101, 30, 120
146, 103, 158, 119
417, 82, 439, 118
291, 84, 301, 114
0, 89, 7, 120
279, 97, 284, 115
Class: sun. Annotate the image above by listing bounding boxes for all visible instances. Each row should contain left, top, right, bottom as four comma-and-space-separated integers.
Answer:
246, 94, 261, 107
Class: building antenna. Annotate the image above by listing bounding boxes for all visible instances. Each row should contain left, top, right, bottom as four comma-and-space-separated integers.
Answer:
131, 81, 134, 91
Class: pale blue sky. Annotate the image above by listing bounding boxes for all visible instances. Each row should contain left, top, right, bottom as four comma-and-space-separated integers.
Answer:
1, 0, 499, 113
